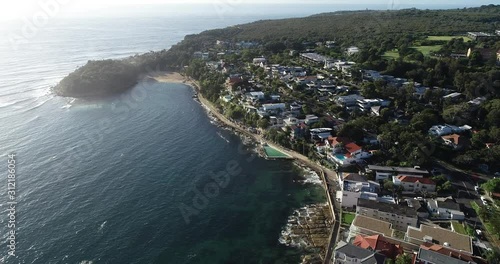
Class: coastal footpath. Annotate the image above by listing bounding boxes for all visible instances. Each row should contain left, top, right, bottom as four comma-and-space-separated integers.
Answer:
151, 72, 341, 264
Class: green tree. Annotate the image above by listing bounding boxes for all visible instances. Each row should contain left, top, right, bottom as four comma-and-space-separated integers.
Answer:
257, 118, 269, 129
482, 178, 500, 195
395, 253, 412, 264
485, 249, 500, 264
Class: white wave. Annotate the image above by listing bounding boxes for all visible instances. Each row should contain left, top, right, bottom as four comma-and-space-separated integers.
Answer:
98, 221, 107, 232
217, 131, 230, 143
295, 164, 322, 185
79, 261, 94, 264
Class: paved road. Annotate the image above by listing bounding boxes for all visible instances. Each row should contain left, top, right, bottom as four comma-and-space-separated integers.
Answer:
432, 161, 498, 249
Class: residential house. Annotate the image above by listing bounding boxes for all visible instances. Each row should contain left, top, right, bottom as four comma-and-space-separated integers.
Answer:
468, 96, 487, 106
221, 95, 233, 103
349, 215, 394, 240
416, 243, 487, 264
269, 116, 283, 126
252, 57, 267, 66
300, 52, 331, 65
428, 124, 471, 137
310, 128, 333, 141
248, 91, 265, 101
393, 176, 436, 193
442, 92, 462, 101
405, 225, 473, 255
441, 134, 470, 150
262, 103, 286, 113
353, 234, 404, 260
335, 94, 365, 107
305, 114, 320, 125
289, 103, 302, 115
336, 172, 380, 208
366, 165, 429, 182
283, 117, 299, 127
415, 248, 470, 264
332, 241, 386, 264
467, 32, 496, 41
357, 99, 390, 112
327, 137, 372, 167
405, 199, 429, 218
356, 198, 419, 232
347, 46, 360, 55
426, 198, 464, 220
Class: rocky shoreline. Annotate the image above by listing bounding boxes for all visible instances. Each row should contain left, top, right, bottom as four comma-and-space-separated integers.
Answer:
186, 78, 334, 263
279, 203, 333, 264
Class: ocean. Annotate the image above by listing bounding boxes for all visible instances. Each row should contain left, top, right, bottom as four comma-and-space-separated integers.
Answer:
0, 3, 479, 263
0, 10, 328, 264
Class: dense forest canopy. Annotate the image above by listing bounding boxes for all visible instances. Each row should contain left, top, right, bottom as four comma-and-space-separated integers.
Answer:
54, 5, 500, 97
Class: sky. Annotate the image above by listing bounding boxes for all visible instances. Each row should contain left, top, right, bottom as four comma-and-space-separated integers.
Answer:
0, 0, 496, 21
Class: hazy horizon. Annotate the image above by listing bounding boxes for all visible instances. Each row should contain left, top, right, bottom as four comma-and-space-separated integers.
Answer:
0, 1, 498, 22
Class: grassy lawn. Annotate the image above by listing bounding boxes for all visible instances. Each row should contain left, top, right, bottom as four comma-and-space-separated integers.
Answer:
382, 50, 400, 59
470, 201, 500, 246
426, 35, 472, 42
342, 212, 356, 225
412, 45, 443, 56
451, 221, 467, 235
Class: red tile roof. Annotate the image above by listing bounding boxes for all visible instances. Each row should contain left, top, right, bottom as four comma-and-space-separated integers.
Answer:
397, 176, 435, 185
441, 134, 463, 145
345, 142, 362, 154
420, 243, 487, 264
353, 234, 403, 259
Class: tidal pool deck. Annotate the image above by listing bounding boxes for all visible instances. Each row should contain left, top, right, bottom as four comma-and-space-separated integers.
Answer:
263, 146, 293, 159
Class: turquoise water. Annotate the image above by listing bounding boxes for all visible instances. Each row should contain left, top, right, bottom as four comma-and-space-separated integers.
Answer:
335, 154, 347, 160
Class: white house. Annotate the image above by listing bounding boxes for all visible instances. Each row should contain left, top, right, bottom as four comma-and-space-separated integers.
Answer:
252, 57, 267, 66
262, 103, 286, 113
336, 173, 380, 208
428, 124, 471, 137
335, 94, 365, 107
248, 91, 265, 100
426, 198, 464, 220
305, 114, 320, 125
347, 46, 360, 55
327, 137, 372, 167
310, 128, 333, 141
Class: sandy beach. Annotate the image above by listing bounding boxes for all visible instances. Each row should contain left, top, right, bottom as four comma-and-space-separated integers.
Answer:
145, 71, 188, 83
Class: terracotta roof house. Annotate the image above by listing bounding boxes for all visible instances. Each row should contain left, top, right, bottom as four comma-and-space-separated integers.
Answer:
326, 136, 372, 167
441, 134, 470, 150
416, 243, 487, 264
393, 175, 436, 193
353, 234, 403, 259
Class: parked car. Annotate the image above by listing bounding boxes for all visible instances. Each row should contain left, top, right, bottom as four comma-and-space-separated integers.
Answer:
480, 196, 488, 205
